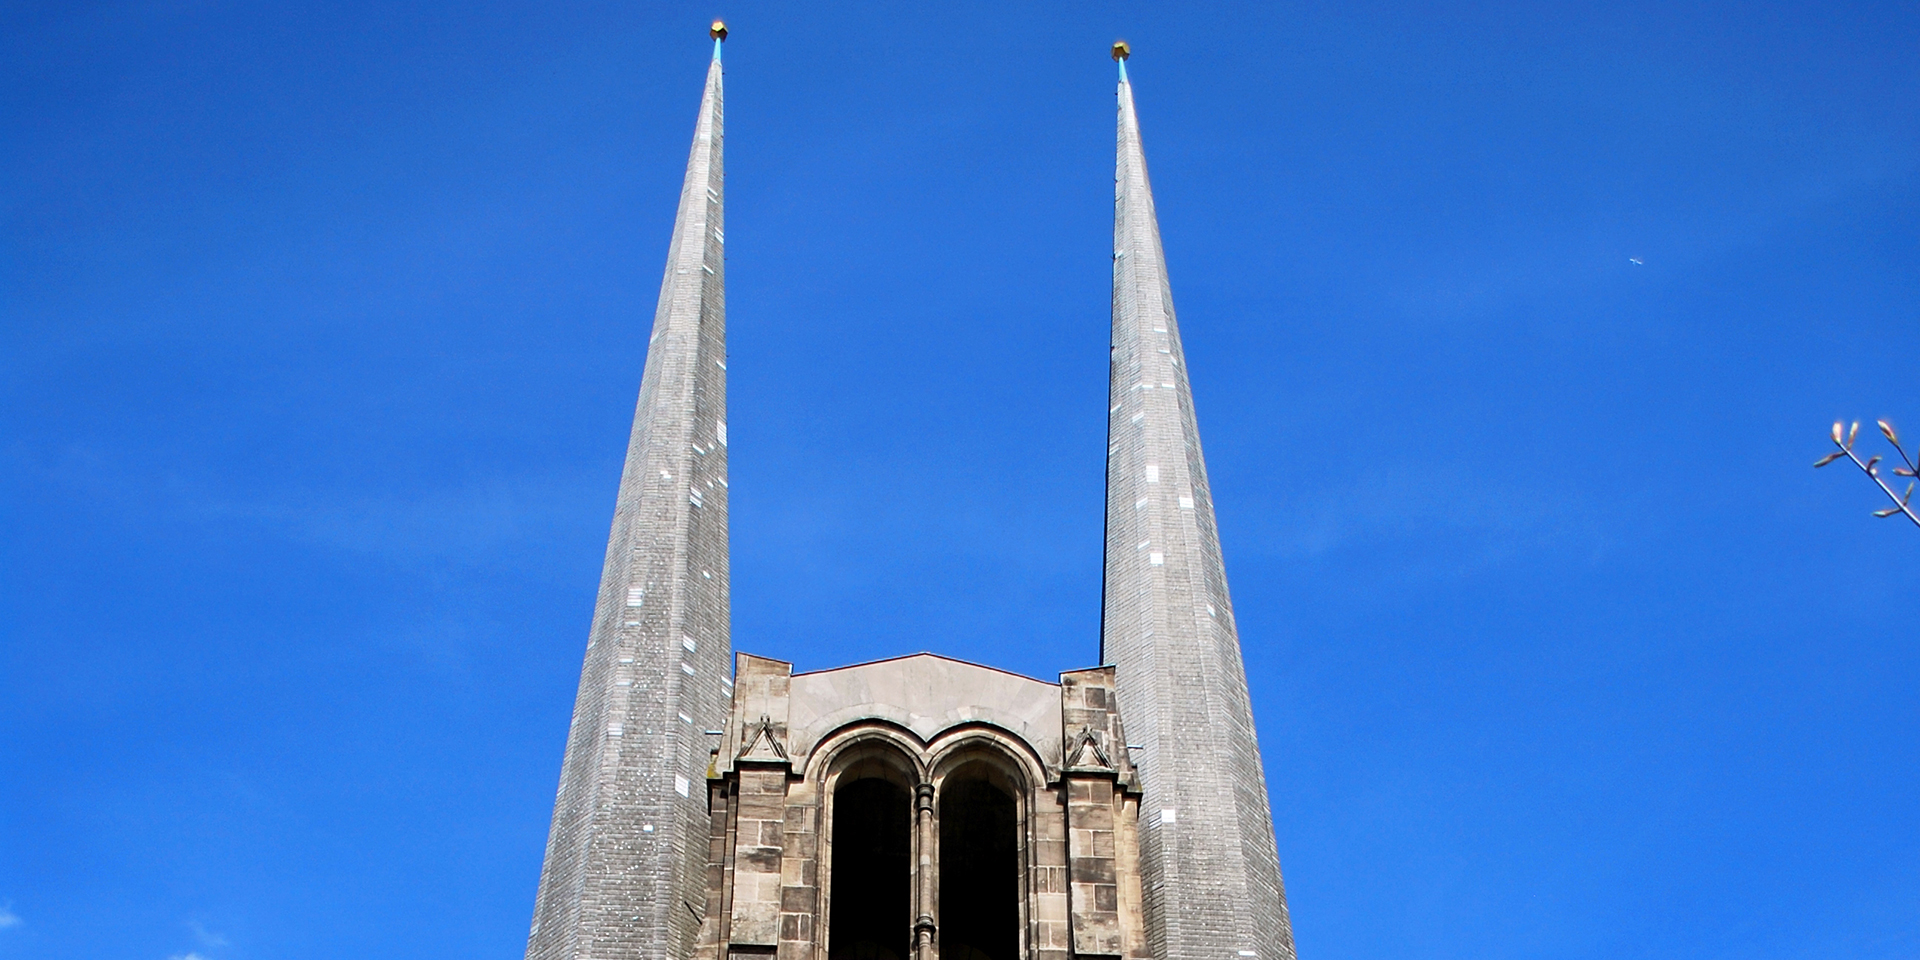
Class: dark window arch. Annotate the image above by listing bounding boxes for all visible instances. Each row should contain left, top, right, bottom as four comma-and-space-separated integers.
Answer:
830, 769, 912, 960
938, 762, 1019, 960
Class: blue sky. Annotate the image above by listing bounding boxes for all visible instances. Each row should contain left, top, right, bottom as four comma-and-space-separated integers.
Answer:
4, 1, 1918, 958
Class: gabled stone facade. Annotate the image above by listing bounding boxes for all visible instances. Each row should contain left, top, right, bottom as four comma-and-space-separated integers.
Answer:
695, 654, 1150, 960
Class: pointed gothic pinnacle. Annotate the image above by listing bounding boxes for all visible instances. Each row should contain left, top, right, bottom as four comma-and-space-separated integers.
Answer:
1104, 54, 1298, 960
1112, 40, 1130, 82
711, 20, 727, 59
523, 45, 729, 960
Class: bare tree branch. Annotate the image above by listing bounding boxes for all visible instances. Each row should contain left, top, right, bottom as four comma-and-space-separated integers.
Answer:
1817, 419, 1920, 531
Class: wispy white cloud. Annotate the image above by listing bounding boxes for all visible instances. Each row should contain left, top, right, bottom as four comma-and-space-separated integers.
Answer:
188, 919, 229, 948
0, 903, 20, 928
1237, 463, 1609, 579
168, 953, 209, 960
35, 442, 602, 570
234, 474, 599, 563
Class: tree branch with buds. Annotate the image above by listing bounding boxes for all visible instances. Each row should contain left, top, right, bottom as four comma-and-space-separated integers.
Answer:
1816, 419, 1920, 530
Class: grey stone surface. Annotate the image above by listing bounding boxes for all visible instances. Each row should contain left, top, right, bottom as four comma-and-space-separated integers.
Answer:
524, 50, 732, 960
1102, 76, 1298, 960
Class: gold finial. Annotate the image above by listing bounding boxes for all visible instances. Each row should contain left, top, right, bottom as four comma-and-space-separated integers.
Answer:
710, 20, 728, 41
1111, 40, 1130, 61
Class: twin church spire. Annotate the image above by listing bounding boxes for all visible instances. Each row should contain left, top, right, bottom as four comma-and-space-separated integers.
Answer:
525, 28, 730, 960
1102, 42, 1297, 960
525, 31, 1295, 960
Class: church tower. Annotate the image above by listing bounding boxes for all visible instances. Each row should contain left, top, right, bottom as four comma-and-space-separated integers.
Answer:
525, 33, 1301, 960
1099, 44, 1297, 960
524, 24, 732, 960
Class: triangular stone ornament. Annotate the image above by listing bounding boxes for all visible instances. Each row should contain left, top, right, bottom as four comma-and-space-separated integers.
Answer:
737, 714, 788, 762
1066, 724, 1113, 769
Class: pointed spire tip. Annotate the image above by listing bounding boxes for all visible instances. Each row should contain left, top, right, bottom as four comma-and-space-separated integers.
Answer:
710, 20, 726, 60
1112, 40, 1130, 82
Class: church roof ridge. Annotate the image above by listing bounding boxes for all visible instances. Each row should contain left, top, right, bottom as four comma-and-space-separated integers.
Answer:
791, 650, 1059, 686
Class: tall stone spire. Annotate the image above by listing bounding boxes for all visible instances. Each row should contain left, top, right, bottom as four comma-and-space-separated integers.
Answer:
1101, 45, 1297, 960
526, 26, 731, 960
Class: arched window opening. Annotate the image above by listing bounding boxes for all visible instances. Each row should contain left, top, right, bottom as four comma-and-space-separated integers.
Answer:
938, 766, 1019, 960
830, 777, 912, 960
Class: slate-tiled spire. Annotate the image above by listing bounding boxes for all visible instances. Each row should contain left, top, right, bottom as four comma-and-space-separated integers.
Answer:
526, 32, 731, 960
1102, 50, 1298, 960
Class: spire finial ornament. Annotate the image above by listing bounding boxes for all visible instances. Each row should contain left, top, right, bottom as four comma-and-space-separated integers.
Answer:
1112, 40, 1130, 82
711, 20, 727, 60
